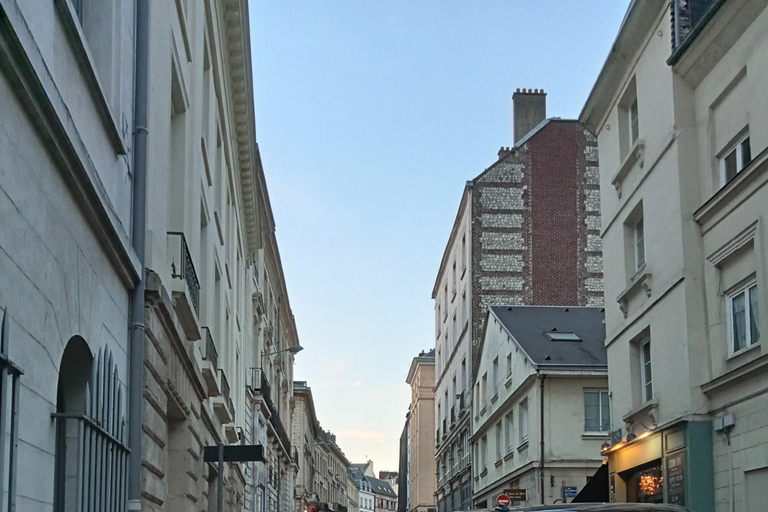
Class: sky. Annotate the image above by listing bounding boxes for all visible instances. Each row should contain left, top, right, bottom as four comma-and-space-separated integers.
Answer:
249, 1, 630, 472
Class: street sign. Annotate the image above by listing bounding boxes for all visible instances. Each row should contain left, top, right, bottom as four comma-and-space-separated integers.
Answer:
564, 486, 578, 498
610, 428, 623, 447
503, 489, 526, 502
203, 444, 265, 463
496, 495, 511, 507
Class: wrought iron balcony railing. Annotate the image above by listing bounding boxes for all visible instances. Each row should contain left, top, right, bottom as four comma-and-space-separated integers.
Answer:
202, 326, 218, 371
251, 368, 292, 454
168, 232, 200, 315
670, 0, 721, 54
219, 369, 235, 423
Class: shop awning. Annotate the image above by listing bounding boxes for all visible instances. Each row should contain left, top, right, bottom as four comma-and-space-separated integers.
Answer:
571, 463, 609, 503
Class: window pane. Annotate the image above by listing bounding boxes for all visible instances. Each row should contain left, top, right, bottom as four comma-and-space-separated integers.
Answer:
642, 342, 653, 401
741, 137, 751, 168
584, 391, 600, 431
724, 149, 738, 183
732, 292, 747, 352
630, 99, 639, 144
601, 391, 611, 432
749, 285, 760, 346
635, 218, 645, 269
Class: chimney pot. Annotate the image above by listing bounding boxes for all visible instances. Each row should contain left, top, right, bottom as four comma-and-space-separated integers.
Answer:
512, 87, 547, 144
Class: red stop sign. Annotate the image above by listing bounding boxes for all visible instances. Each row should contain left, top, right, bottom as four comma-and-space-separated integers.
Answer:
496, 495, 511, 507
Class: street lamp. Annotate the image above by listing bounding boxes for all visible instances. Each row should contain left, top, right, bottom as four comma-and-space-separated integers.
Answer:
263, 345, 304, 357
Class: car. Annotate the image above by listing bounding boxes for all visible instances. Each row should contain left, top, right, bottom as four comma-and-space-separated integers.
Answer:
468, 505, 690, 512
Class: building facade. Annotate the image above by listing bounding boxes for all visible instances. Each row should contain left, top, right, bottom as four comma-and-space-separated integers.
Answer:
433, 90, 603, 512
580, 1, 768, 510
294, 382, 320, 511
316, 429, 351, 511
471, 306, 608, 507
405, 350, 437, 512
0, 0, 138, 508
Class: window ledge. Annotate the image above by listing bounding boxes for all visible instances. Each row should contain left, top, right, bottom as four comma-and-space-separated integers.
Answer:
582, 433, 610, 440
55, 0, 126, 154
494, 459, 503, 468
617, 267, 652, 317
479, 468, 488, 477
611, 139, 645, 198
479, 406, 487, 416
727, 342, 761, 362
517, 441, 529, 452
694, 146, 768, 232
504, 377, 513, 389
702, 351, 768, 397
461, 267, 467, 280
490, 393, 499, 404
503, 451, 514, 462
621, 398, 658, 425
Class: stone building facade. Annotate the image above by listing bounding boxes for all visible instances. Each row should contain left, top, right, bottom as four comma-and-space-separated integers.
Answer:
404, 350, 437, 512
0, 0, 138, 508
580, 1, 768, 511
433, 90, 602, 512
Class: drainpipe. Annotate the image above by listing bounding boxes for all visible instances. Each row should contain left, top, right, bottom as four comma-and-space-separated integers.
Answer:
128, 0, 149, 508
539, 372, 546, 505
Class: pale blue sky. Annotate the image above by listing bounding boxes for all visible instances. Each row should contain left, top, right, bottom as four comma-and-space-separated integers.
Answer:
250, 1, 629, 471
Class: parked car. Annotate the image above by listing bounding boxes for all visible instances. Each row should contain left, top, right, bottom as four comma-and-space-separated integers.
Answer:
475, 505, 690, 512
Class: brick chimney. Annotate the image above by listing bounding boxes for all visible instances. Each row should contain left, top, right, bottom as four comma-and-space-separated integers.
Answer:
513, 88, 547, 144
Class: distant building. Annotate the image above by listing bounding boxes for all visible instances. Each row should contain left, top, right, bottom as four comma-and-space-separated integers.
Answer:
294, 382, 320, 510
316, 429, 351, 511
472, 306, 608, 507
368, 476, 398, 512
433, 90, 602, 512
580, 1, 768, 510
398, 419, 410, 512
402, 350, 437, 512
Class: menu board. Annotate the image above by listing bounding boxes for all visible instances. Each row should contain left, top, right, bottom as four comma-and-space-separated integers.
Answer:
666, 451, 685, 506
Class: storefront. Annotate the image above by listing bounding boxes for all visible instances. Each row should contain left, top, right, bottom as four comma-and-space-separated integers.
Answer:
604, 421, 714, 512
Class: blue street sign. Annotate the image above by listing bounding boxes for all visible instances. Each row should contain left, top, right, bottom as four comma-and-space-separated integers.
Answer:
564, 487, 578, 498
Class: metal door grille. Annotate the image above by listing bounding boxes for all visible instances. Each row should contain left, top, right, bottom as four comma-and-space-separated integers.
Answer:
53, 347, 130, 512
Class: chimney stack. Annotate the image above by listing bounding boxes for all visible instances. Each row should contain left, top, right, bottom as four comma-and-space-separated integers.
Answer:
513, 88, 547, 144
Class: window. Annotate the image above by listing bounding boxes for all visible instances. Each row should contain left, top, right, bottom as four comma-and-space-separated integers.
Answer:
492, 357, 499, 395
452, 313, 457, 346
629, 98, 639, 146
481, 373, 487, 409
436, 304, 441, 338
728, 281, 760, 354
641, 340, 653, 402
452, 261, 457, 297
619, 77, 639, 159
584, 390, 611, 433
461, 291, 467, 328
634, 216, 645, 270
495, 422, 503, 460
721, 133, 752, 185
461, 234, 467, 273
461, 359, 467, 398
505, 411, 514, 453
480, 436, 487, 470
519, 399, 528, 444
443, 285, 448, 319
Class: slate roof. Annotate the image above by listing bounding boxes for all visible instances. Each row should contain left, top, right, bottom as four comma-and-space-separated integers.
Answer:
365, 476, 397, 498
489, 306, 607, 368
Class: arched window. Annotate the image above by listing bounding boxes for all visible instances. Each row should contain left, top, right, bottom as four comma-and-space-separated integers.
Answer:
53, 339, 129, 512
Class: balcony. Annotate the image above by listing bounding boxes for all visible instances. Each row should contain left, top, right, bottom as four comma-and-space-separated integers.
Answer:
251, 368, 292, 455
201, 327, 219, 396
670, 0, 721, 52
213, 369, 235, 424
167, 232, 201, 340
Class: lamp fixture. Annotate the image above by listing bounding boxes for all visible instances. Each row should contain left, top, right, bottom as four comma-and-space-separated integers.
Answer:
601, 441, 610, 451
626, 432, 637, 442
263, 345, 304, 357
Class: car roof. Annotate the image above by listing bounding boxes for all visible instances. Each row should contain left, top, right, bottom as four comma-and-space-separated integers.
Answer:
464, 504, 689, 512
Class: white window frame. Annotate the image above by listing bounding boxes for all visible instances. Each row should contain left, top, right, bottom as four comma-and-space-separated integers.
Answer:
495, 422, 503, 461
583, 389, 611, 434
634, 216, 645, 271
641, 339, 653, 403
519, 399, 528, 444
727, 280, 760, 356
720, 133, 752, 186
505, 411, 514, 453
629, 97, 639, 145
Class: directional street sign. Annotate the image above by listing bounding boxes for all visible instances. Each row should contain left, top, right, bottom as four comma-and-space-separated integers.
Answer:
203, 444, 265, 463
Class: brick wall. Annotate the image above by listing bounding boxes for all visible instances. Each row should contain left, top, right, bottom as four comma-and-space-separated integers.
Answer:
468, 120, 603, 377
